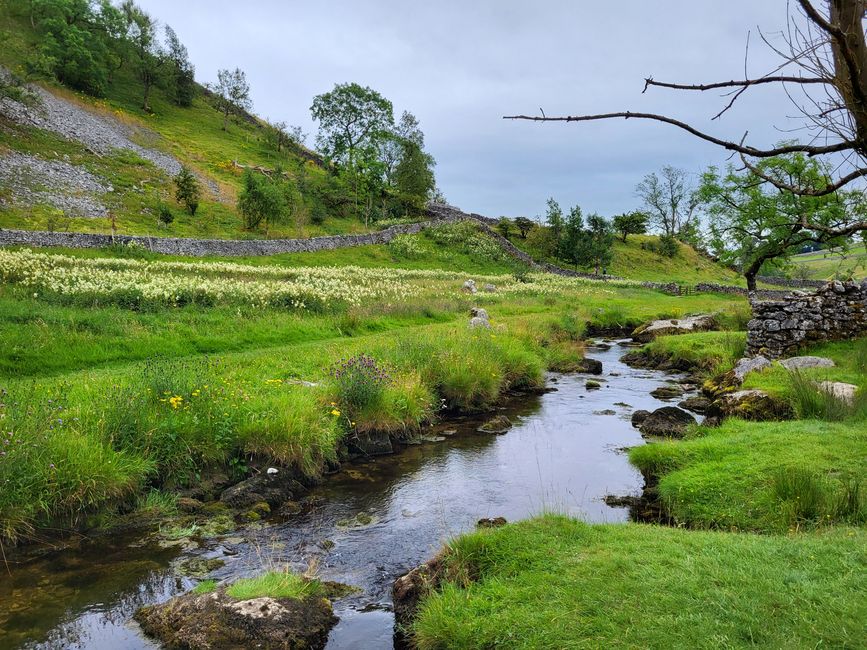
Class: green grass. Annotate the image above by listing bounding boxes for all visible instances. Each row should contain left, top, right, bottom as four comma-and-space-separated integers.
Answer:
225, 571, 321, 601
412, 516, 867, 649
628, 419, 867, 532
789, 244, 867, 280
192, 579, 219, 595
644, 331, 747, 373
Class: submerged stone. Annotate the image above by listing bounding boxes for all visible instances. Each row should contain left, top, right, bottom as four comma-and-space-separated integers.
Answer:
477, 415, 512, 434
220, 469, 306, 510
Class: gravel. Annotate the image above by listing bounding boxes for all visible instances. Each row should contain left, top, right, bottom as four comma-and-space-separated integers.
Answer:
0, 151, 111, 217
0, 75, 182, 177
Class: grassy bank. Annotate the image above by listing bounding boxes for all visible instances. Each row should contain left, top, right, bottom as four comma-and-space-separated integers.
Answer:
412, 516, 867, 649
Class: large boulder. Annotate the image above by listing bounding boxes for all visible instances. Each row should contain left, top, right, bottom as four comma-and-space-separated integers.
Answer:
220, 468, 306, 510
732, 356, 771, 383
638, 407, 696, 438
631, 314, 717, 343
576, 358, 603, 374
630, 410, 651, 428
706, 390, 793, 421
678, 395, 711, 414
135, 584, 337, 649
779, 356, 836, 371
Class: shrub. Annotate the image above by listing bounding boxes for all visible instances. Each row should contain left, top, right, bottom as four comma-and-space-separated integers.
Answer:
174, 166, 201, 216
158, 204, 174, 226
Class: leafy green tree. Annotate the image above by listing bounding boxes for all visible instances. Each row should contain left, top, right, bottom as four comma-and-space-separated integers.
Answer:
514, 217, 535, 238
697, 152, 867, 290
497, 218, 513, 238
545, 198, 564, 242
30, 0, 113, 95
636, 166, 698, 239
163, 24, 195, 107
173, 165, 201, 215
310, 82, 394, 169
237, 169, 287, 231
560, 204, 586, 264
382, 110, 424, 182
214, 68, 252, 131
612, 211, 648, 242
393, 140, 435, 212
121, 1, 162, 111
584, 214, 614, 274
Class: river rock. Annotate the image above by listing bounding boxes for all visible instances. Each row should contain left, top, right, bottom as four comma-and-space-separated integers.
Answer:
220, 468, 306, 510
638, 407, 696, 437
577, 358, 603, 374
630, 410, 651, 427
778, 356, 836, 370
585, 379, 602, 390
347, 430, 393, 456
631, 314, 717, 343
477, 415, 512, 434
650, 384, 684, 400
462, 279, 477, 294
678, 396, 711, 414
135, 584, 337, 649
706, 390, 793, 421
818, 381, 859, 405
393, 556, 445, 630
477, 517, 507, 528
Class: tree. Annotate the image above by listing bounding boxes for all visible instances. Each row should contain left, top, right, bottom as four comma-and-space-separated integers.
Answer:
560, 204, 586, 265
497, 218, 513, 238
504, 1, 867, 243
237, 169, 287, 230
310, 82, 394, 169
214, 68, 251, 131
514, 216, 535, 238
393, 140, 435, 211
382, 110, 424, 182
163, 24, 195, 107
545, 198, 564, 242
174, 165, 201, 215
612, 211, 648, 242
30, 0, 114, 96
698, 152, 867, 290
264, 120, 291, 153
635, 166, 698, 238
122, 1, 162, 112
584, 214, 615, 274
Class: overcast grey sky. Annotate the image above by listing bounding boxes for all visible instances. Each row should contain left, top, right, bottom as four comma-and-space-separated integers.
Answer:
138, 1, 797, 218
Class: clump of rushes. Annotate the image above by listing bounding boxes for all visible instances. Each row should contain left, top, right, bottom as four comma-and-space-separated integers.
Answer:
329, 354, 391, 420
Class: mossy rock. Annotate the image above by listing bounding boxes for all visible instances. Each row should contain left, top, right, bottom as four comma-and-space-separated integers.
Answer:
707, 390, 794, 421
586, 380, 602, 390
179, 556, 226, 578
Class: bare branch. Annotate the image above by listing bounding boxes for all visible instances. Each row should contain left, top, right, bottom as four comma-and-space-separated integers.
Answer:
642, 75, 830, 93
502, 111, 855, 157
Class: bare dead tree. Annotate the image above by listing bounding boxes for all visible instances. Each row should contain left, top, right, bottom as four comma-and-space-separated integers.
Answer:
505, 1, 867, 240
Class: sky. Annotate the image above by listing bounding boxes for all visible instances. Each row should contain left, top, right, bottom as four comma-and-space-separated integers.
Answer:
137, 1, 800, 219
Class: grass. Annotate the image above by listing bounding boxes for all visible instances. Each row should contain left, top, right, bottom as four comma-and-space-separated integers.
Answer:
789, 243, 867, 280
628, 418, 867, 532
412, 516, 867, 649
644, 331, 747, 374
225, 571, 321, 601
192, 579, 219, 595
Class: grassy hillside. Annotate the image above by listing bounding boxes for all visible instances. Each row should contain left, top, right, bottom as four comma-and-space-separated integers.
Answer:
789, 244, 867, 280
0, 4, 369, 239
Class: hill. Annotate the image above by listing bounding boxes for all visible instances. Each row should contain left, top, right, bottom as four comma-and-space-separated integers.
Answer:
789, 244, 867, 281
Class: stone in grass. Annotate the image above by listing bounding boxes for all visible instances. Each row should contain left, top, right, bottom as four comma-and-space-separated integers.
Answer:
586, 379, 602, 390
477, 517, 507, 528
650, 385, 684, 400
818, 381, 859, 406
135, 573, 341, 650
638, 407, 696, 438
778, 356, 836, 371
477, 415, 512, 434
707, 390, 793, 421
732, 356, 771, 383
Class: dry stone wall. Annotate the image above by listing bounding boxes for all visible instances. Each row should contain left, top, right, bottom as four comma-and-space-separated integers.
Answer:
747, 280, 867, 358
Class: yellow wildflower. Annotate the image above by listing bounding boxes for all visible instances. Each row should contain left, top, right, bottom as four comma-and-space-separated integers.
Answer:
331, 409, 341, 417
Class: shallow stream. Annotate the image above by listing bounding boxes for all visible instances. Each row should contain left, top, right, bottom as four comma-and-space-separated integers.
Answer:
0, 340, 696, 649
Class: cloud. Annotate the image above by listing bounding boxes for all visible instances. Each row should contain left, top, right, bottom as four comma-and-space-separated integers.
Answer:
139, 0, 800, 217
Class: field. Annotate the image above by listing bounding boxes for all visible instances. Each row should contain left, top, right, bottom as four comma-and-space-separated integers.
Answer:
789, 244, 867, 281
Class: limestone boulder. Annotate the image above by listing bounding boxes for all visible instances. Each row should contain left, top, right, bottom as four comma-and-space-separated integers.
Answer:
631, 314, 717, 343
778, 356, 835, 371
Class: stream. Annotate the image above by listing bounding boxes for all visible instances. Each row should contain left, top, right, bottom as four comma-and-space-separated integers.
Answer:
0, 340, 697, 649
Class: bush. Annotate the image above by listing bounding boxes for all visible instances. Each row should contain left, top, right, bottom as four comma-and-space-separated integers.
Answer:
174, 166, 201, 216
158, 204, 174, 226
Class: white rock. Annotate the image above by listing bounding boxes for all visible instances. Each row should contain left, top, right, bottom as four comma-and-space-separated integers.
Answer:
818, 381, 858, 405
732, 356, 771, 383
778, 356, 836, 370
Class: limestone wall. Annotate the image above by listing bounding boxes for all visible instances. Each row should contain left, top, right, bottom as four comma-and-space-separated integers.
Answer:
747, 280, 867, 358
